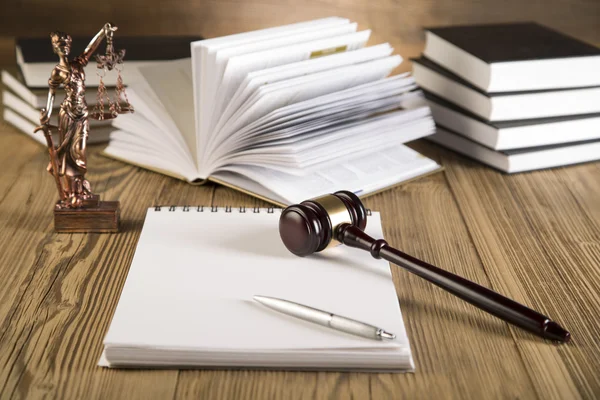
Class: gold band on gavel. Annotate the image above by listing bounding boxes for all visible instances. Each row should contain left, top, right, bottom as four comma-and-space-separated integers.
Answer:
312, 194, 353, 247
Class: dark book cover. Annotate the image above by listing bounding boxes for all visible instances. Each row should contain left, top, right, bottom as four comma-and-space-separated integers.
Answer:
424, 91, 600, 128
17, 36, 203, 64
426, 22, 600, 63
412, 57, 600, 96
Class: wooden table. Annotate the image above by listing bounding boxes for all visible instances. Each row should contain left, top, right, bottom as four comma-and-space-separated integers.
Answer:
0, 38, 599, 399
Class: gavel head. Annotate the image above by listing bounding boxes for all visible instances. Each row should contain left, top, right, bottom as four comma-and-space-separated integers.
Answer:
279, 190, 367, 256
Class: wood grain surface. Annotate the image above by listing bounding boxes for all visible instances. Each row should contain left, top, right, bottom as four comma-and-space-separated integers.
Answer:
0, 4, 599, 398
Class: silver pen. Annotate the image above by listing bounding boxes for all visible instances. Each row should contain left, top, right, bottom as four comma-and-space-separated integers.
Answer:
253, 295, 395, 340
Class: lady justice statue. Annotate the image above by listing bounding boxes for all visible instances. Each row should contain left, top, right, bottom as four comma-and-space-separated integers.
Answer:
35, 22, 133, 232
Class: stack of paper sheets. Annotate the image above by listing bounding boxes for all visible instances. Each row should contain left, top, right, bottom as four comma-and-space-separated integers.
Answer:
100, 208, 414, 371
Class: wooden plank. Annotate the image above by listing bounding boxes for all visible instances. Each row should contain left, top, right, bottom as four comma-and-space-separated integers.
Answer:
210, 183, 271, 208
169, 169, 539, 399
363, 174, 537, 399
440, 150, 598, 399
0, 132, 63, 334
0, 146, 180, 399
556, 164, 600, 227
504, 166, 600, 398
154, 177, 216, 207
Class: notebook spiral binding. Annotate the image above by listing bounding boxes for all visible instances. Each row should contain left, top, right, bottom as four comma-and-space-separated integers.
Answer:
153, 206, 372, 215
154, 205, 280, 213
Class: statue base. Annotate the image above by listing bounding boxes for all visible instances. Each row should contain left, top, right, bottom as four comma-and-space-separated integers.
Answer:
54, 198, 120, 233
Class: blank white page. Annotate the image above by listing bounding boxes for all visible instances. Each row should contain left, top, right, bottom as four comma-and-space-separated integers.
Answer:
212, 44, 394, 143
103, 209, 412, 355
205, 55, 401, 171
191, 18, 351, 168
208, 27, 365, 135
133, 59, 197, 163
213, 145, 440, 204
232, 74, 415, 142
111, 90, 196, 174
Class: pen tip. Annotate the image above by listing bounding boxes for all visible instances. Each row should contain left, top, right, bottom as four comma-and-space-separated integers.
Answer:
544, 321, 571, 343
379, 330, 396, 340
253, 295, 268, 303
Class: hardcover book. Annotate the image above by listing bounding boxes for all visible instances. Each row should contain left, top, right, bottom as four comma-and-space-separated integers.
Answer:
423, 22, 600, 92
424, 92, 600, 150
428, 126, 600, 173
412, 57, 600, 121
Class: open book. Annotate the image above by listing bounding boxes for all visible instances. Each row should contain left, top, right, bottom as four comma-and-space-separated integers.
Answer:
104, 18, 440, 205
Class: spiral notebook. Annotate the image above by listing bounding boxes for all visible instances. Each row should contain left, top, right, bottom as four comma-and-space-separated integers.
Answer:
99, 206, 414, 371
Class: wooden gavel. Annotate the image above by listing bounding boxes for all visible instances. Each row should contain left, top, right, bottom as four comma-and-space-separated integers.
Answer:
279, 190, 570, 342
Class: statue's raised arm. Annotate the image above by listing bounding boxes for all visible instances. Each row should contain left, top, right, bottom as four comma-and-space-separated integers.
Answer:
78, 22, 118, 65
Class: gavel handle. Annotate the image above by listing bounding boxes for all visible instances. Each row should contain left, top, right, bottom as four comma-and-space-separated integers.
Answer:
336, 224, 570, 342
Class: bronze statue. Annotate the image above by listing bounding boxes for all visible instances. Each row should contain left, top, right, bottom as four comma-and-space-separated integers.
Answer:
35, 23, 133, 232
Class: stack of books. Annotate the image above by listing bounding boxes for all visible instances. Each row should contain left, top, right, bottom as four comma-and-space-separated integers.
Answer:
412, 22, 600, 173
2, 36, 201, 146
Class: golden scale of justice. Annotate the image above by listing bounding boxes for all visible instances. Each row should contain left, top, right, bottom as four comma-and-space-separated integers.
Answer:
34, 23, 133, 233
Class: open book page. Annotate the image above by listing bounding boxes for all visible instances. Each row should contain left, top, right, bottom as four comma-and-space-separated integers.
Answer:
207, 25, 361, 129
201, 29, 367, 150
102, 56, 418, 183
210, 54, 398, 151
285, 119, 433, 170
200, 30, 372, 171
207, 29, 369, 146
107, 62, 199, 180
103, 130, 197, 182
111, 102, 195, 170
132, 59, 197, 162
212, 44, 394, 145
220, 119, 434, 176
202, 55, 401, 174
210, 145, 440, 205
206, 74, 419, 172
228, 100, 404, 153
191, 18, 352, 168
226, 74, 415, 146
195, 19, 351, 159
225, 77, 420, 150
236, 93, 423, 148
107, 116, 196, 175
216, 108, 433, 174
